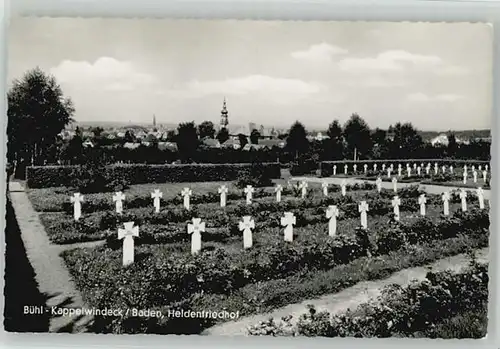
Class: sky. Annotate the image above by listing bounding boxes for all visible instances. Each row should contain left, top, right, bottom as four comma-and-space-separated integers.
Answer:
8, 18, 493, 131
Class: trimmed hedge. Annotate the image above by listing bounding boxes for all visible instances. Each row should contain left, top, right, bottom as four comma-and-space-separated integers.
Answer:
26, 163, 282, 188
320, 160, 490, 177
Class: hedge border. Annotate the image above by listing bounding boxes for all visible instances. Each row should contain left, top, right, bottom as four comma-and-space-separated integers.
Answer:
26, 163, 282, 188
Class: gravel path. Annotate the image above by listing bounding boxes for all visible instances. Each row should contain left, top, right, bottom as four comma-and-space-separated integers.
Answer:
8, 181, 93, 333
204, 248, 488, 336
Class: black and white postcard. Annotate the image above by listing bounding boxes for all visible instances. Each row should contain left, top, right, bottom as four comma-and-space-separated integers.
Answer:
4, 18, 492, 338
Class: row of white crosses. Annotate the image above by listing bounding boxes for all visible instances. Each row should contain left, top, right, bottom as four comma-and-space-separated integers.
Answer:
114, 186, 487, 266
333, 162, 489, 179
70, 169, 488, 221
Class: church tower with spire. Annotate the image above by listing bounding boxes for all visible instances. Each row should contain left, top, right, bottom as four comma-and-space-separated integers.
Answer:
153, 114, 157, 128
220, 97, 229, 130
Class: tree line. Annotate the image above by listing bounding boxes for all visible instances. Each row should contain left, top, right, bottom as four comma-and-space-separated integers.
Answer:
7, 68, 491, 178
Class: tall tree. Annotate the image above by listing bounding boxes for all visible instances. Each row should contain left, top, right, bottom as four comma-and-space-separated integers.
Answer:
391, 122, 423, 158
216, 127, 230, 144
176, 122, 199, 162
198, 121, 216, 139
8, 67, 74, 177
447, 132, 458, 157
343, 113, 372, 160
326, 120, 344, 160
285, 121, 309, 160
124, 130, 135, 143
237, 133, 248, 149
250, 129, 261, 144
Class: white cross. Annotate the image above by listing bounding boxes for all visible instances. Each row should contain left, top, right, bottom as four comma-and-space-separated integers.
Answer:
344, 164, 348, 175
358, 201, 369, 229
326, 205, 340, 237
473, 170, 478, 183
483, 170, 487, 182
416, 166, 421, 176
472, 165, 476, 172
375, 177, 382, 193
70, 193, 84, 221
478, 165, 482, 171
244, 185, 254, 204
391, 196, 401, 221
477, 187, 485, 209
464, 165, 468, 173
340, 179, 347, 196
485, 164, 489, 171
363, 164, 368, 173
187, 218, 205, 255
426, 166, 430, 175
151, 189, 163, 213
373, 163, 377, 172
322, 182, 329, 196
442, 192, 450, 216
398, 166, 402, 177
353, 164, 358, 173
419, 194, 427, 216
387, 168, 392, 179
298, 181, 308, 199
441, 165, 446, 174
413, 163, 417, 170
382, 164, 386, 171
392, 177, 398, 193
181, 187, 192, 210
407, 167, 411, 177
434, 163, 438, 175
218, 185, 228, 207
113, 191, 125, 214
333, 165, 337, 175
390, 164, 394, 170
281, 212, 296, 242
463, 171, 467, 184
449, 165, 454, 174
118, 221, 139, 266
239, 216, 255, 249
275, 184, 283, 202
459, 189, 468, 212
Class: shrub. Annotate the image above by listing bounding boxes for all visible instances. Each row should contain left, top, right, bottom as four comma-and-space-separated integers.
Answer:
248, 261, 488, 338
26, 163, 282, 188
235, 162, 275, 189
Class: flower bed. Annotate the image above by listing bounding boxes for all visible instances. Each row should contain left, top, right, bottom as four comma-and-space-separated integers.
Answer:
40, 186, 472, 245
28, 180, 376, 213
61, 209, 489, 334
247, 259, 488, 338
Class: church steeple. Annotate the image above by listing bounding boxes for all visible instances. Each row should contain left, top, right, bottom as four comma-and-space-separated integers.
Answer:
220, 97, 229, 129
153, 114, 156, 127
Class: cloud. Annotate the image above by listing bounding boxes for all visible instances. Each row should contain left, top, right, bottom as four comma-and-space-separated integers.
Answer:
50, 57, 156, 91
161, 75, 325, 103
291, 43, 348, 62
407, 92, 464, 102
338, 50, 442, 72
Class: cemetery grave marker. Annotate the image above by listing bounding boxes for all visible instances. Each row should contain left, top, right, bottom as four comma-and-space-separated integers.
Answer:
187, 218, 205, 255
239, 216, 255, 249
113, 191, 125, 214
281, 212, 296, 242
70, 193, 84, 221
181, 187, 192, 210
151, 189, 163, 213
326, 205, 340, 237
118, 221, 139, 266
